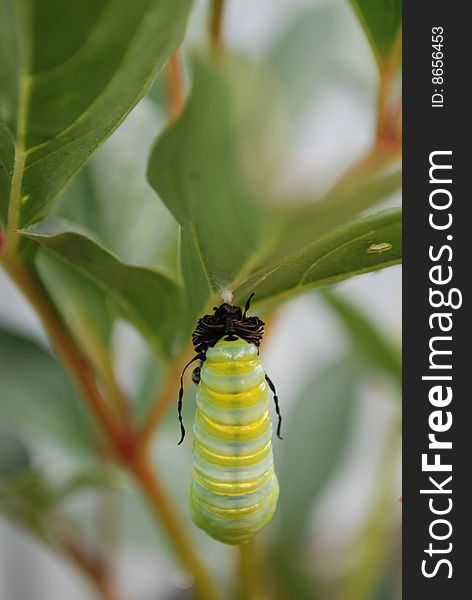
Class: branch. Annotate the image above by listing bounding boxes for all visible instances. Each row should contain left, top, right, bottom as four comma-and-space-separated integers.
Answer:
61, 534, 125, 600
1, 254, 128, 455
131, 455, 222, 600
238, 540, 264, 600
210, 0, 225, 54
166, 52, 186, 121
4, 510, 125, 600
376, 30, 402, 149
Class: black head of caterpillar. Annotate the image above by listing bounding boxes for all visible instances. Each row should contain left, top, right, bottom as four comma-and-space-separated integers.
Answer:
192, 292, 264, 358
190, 293, 264, 384
177, 293, 282, 445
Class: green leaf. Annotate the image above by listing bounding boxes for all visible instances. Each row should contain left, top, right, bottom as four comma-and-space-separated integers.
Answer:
147, 58, 267, 310
36, 250, 116, 384
0, 429, 32, 481
269, 550, 320, 600
349, 0, 401, 62
321, 289, 401, 385
55, 98, 179, 274
21, 223, 184, 357
276, 360, 358, 546
0, 326, 95, 456
0, 0, 192, 228
259, 168, 401, 271
0, 430, 76, 538
0, 431, 48, 523
235, 208, 402, 306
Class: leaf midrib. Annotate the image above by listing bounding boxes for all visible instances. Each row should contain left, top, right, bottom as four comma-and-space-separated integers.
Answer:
24, 5, 157, 160
6, 1, 32, 250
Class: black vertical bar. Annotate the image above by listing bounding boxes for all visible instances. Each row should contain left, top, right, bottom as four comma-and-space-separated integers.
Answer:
403, 2, 468, 597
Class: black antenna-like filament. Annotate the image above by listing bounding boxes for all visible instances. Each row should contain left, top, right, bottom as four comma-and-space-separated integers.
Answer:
177, 354, 202, 445
265, 374, 283, 440
243, 292, 255, 318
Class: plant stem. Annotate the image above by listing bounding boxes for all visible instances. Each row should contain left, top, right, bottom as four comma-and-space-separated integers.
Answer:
210, 0, 225, 54
66, 314, 130, 426
61, 534, 125, 600
166, 52, 186, 121
1, 254, 127, 453
6, 135, 27, 252
131, 455, 222, 600
376, 30, 402, 149
238, 541, 263, 600
5, 28, 31, 253
11, 514, 125, 600
100, 351, 131, 427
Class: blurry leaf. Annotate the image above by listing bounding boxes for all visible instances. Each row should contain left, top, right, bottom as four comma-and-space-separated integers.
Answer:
235, 208, 402, 306
374, 570, 400, 600
0, 430, 51, 519
0, 432, 111, 543
147, 58, 267, 312
53, 164, 98, 233
0, 327, 94, 455
0, 429, 32, 481
219, 57, 287, 193
267, 168, 401, 267
0, 0, 192, 227
38, 250, 113, 345
321, 290, 401, 384
0, 468, 53, 531
267, 3, 338, 118
56, 99, 179, 275
276, 360, 358, 546
349, 0, 401, 63
270, 550, 320, 600
36, 250, 116, 387
179, 228, 212, 320
21, 224, 184, 357
54, 469, 114, 501
0, 431, 90, 545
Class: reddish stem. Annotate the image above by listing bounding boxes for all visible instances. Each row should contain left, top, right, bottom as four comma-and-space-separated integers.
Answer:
166, 53, 185, 121
62, 536, 125, 600
1, 254, 128, 454
210, 0, 225, 54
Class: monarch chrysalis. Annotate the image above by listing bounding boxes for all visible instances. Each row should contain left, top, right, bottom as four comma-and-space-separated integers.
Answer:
178, 294, 282, 545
